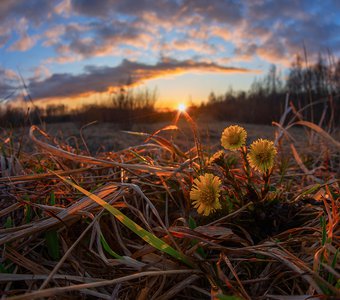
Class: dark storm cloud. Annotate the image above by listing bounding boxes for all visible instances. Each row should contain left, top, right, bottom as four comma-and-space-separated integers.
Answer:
28, 58, 253, 100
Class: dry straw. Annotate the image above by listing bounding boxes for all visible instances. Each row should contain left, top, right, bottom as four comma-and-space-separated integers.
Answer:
0, 103, 339, 299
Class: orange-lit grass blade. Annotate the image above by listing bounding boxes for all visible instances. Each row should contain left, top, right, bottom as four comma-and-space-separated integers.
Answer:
294, 121, 340, 149
123, 127, 187, 158
53, 172, 193, 267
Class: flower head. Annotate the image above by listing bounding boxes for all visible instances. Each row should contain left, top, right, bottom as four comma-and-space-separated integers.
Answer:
247, 139, 277, 173
221, 125, 247, 151
207, 150, 225, 165
190, 173, 222, 216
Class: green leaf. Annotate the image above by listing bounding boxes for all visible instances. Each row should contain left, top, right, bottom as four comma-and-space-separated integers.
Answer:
100, 234, 122, 259
320, 216, 326, 246
0, 263, 8, 273
4, 216, 12, 228
188, 216, 197, 230
44, 191, 60, 260
336, 279, 340, 289
301, 184, 321, 196
54, 172, 193, 267
217, 295, 243, 300
327, 248, 339, 285
50, 191, 56, 205
25, 204, 32, 223
45, 230, 60, 261
23, 194, 32, 223
188, 216, 206, 258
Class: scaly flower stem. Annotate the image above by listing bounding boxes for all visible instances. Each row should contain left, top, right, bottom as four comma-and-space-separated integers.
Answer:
261, 169, 271, 199
240, 146, 251, 184
240, 146, 261, 203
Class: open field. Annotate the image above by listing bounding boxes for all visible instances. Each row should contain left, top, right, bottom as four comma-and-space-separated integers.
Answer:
1, 1, 340, 298
2, 119, 315, 151
0, 117, 339, 299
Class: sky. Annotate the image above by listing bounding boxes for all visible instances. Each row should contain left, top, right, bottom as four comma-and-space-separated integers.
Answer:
0, 0, 340, 109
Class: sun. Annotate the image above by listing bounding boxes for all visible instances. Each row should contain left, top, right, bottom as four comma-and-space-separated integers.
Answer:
178, 103, 187, 112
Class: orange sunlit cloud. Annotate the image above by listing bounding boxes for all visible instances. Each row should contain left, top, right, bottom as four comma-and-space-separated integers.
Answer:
27, 58, 256, 103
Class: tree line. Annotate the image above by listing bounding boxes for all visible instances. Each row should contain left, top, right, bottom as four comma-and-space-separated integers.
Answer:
0, 88, 163, 129
200, 54, 339, 126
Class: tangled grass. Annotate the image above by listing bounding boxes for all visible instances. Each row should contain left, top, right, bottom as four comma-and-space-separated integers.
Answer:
0, 107, 339, 299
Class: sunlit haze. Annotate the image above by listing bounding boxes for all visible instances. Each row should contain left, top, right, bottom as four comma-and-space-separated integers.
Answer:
1, 0, 340, 109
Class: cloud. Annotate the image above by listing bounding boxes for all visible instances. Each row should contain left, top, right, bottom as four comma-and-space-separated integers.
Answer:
210, 26, 232, 41
5, 17, 41, 51
0, 34, 10, 47
71, 0, 244, 26
28, 58, 255, 100
0, 68, 19, 101
45, 20, 150, 60
66, 0, 340, 65
162, 39, 218, 55
71, 0, 180, 20
42, 25, 66, 46
0, 0, 58, 25
234, 43, 259, 62
180, 0, 243, 25
0, 1, 66, 52
9, 34, 39, 51
54, 0, 71, 16
31, 65, 51, 81
1, 0, 340, 94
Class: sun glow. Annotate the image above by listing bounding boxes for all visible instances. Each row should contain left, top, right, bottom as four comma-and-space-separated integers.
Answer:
178, 103, 187, 112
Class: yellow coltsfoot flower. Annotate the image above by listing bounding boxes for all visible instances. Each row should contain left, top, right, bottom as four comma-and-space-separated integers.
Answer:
221, 125, 247, 151
190, 173, 222, 216
247, 139, 277, 173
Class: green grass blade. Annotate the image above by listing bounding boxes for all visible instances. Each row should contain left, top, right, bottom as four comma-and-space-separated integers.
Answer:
0, 263, 8, 273
23, 195, 32, 223
54, 172, 193, 267
4, 216, 12, 228
327, 248, 339, 285
188, 216, 196, 230
45, 231, 60, 260
25, 204, 32, 223
45, 191, 60, 260
100, 234, 123, 259
50, 191, 56, 205
301, 184, 321, 196
188, 216, 206, 258
320, 216, 326, 246
217, 295, 243, 300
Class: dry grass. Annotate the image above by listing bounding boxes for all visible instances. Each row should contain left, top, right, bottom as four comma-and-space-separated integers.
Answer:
0, 109, 339, 299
